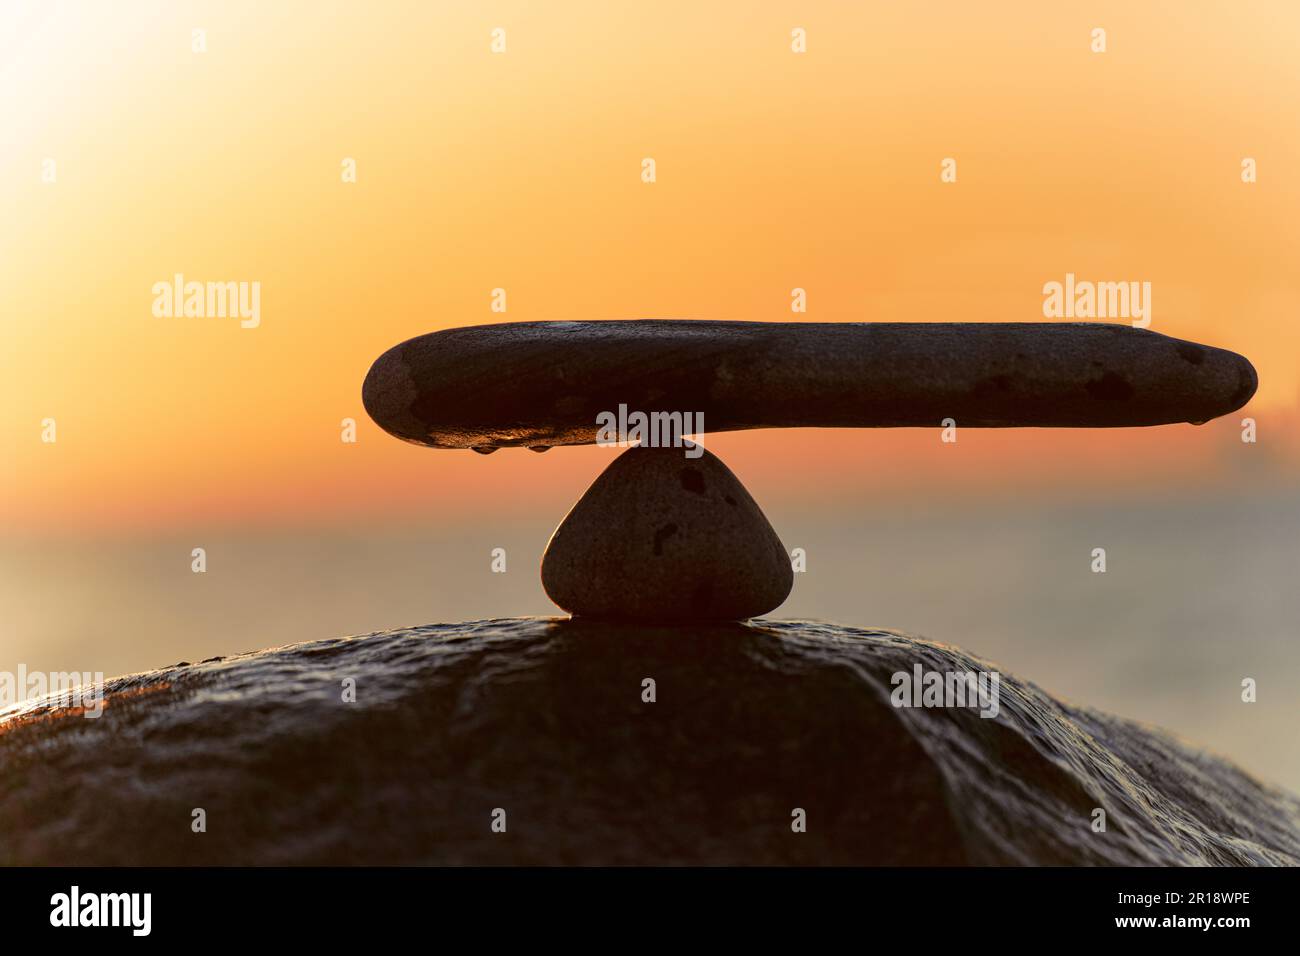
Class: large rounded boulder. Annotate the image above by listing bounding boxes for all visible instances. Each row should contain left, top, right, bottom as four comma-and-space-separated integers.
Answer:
1, 618, 1296, 865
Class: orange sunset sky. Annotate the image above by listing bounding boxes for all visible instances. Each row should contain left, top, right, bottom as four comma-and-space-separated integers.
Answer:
3, 0, 1298, 535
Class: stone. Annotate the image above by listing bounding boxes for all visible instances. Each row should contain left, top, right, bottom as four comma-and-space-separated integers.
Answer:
2, 618, 1295, 865
541, 445, 793, 621
361, 320, 1258, 449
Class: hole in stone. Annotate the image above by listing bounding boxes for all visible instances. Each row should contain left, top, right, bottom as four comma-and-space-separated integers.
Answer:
680, 468, 706, 494
653, 523, 678, 556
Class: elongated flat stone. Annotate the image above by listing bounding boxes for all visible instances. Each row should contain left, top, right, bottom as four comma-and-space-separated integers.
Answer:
362, 321, 1257, 449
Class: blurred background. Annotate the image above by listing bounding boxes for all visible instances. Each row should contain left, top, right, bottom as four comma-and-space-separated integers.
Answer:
2, 1, 1297, 790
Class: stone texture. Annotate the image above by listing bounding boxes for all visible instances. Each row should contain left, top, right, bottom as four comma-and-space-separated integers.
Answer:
541, 445, 793, 620
361, 320, 1259, 449
2, 618, 1295, 865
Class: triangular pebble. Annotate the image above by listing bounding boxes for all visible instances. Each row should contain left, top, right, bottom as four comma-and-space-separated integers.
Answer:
542, 446, 793, 621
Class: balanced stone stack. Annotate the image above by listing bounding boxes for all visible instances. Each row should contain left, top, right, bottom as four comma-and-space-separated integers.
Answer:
362, 320, 1257, 620
0, 319, 1270, 868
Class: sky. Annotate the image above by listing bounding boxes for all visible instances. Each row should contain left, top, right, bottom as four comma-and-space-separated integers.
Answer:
2, 0, 1298, 536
